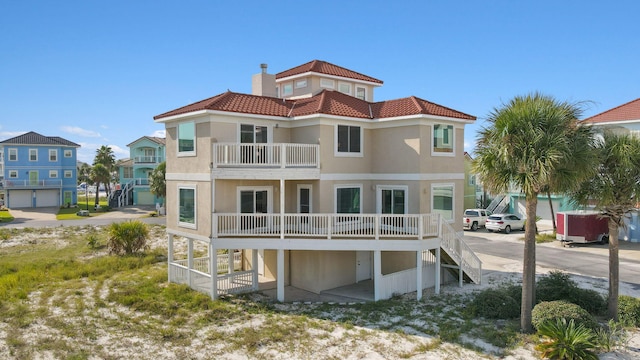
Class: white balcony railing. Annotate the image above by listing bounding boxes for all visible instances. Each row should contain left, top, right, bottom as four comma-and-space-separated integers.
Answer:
133, 156, 161, 164
214, 213, 439, 239
2, 179, 63, 189
213, 143, 319, 168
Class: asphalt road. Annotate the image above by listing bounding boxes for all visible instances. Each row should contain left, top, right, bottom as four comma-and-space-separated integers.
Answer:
463, 228, 640, 292
0, 206, 166, 228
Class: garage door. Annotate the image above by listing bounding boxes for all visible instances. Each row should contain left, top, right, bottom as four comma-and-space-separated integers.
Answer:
9, 190, 32, 208
136, 191, 155, 205
36, 190, 59, 207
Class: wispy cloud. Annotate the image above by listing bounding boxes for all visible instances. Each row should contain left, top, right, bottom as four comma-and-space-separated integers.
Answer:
61, 126, 101, 138
150, 129, 166, 138
0, 131, 27, 141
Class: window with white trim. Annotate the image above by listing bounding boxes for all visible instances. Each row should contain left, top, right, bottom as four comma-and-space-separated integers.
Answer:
64, 170, 73, 178
356, 86, 366, 101
432, 184, 454, 221
335, 185, 361, 214
178, 122, 195, 155
336, 125, 362, 155
178, 187, 196, 227
49, 170, 58, 178
297, 185, 312, 214
282, 82, 293, 96
64, 149, 72, 158
8, 148, 17, 161
433, 124, 454, 154
49, 149, 57, 162
9, 170, 17, 178
295, 79, 307, 89
320, 78, 335, 89
29, 149, 37, 161
338, 82, 351, 95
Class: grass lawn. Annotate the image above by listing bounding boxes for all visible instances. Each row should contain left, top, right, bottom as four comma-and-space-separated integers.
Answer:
0, 209, 14, 222
56, 198, 111, 220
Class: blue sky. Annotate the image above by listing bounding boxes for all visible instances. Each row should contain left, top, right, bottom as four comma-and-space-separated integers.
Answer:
1, 1, 638, 163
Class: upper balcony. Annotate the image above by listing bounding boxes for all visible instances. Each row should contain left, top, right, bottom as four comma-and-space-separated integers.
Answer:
2, 179, 63, 189
133, 156, 162, 164
212, 143, 320, 180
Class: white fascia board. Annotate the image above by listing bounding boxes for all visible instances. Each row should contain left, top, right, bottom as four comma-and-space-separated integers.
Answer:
586, 119, 640, 126
277, 72, 382, 87
373, 114, 476, 125
320, 173, 465, 181
167, 228, 211, 243
154, 110, 210, 123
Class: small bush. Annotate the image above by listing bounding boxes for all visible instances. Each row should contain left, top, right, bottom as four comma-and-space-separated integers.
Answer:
536, 271, 607, 315
594, 319, 628, 352
469, 283, 521, 319
107, 220, 149, 255
532, 300, 598, 331
535, 318, 598, 360
618, 295, 640, 327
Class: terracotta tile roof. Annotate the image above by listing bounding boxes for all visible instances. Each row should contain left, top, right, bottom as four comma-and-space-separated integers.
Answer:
0, 131, 80, 147
154, 91, 293, 119
276, 60, 383, 85
372, 96, 476, 120
582, 98, 640, 124
155, 90, 476, 121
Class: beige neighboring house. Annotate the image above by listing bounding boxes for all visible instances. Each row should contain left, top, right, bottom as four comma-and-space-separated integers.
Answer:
154, 60, 481, 301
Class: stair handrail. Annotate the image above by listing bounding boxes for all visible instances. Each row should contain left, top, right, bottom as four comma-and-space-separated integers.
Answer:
117, 181, 133, 207
439, 220, 482, 284
485, 194, 505, 213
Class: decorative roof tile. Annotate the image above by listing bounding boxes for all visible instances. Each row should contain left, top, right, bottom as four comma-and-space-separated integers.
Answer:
582, 98, 640, 124
276, 60, 383, 84
0, 131, 80, 147
155, 90, 475, 121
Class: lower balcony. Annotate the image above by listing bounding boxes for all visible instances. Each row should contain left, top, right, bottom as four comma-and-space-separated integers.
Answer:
2, 179, 62, 189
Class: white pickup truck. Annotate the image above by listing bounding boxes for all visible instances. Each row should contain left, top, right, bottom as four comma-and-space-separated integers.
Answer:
462, 209, 492, 231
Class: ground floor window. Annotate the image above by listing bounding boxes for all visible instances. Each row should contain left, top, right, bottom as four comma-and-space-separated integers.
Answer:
432, 184, 454, 221
179, 187, 196, 227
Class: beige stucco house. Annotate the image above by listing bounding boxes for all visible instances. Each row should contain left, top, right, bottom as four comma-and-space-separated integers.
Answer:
154, 60, 481, 301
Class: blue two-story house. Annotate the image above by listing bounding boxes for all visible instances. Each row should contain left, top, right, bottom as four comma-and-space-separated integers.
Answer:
113, 136, 165, 207
0, 131, 80, 208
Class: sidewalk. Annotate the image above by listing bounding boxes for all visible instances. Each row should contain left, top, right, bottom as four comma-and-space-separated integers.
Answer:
1, 206, 164, 228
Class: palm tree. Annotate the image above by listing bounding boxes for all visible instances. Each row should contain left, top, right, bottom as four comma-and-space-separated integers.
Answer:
90, 163, 110, 207
149, 161, 166, 205
94, 145, 116, 197
473, 92, 597, 333
570, 130, 640, 320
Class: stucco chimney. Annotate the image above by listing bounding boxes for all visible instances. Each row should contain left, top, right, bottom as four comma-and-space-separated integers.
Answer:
252, 63, 277, 97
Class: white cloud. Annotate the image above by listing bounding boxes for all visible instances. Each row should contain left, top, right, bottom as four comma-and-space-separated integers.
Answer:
109, 144, 129, 158
150, 129, 166, 138
0, 131, 26, 141
61, 126, 101, 138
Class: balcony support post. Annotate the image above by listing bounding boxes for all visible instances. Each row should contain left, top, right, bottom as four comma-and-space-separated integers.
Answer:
167, 233, 174, 283
373, 250, 381, 301
252, 249, 259, 291
416, 250, 423, 301
280, 179, 285, 239
210, 242, 218, 300
277, 249, 285, 302
187, 238, 193, 288
435, 247, 441, 295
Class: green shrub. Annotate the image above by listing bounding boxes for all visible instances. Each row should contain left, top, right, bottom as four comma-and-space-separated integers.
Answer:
618, 295, 640, 327
532, 300, 598, 331
536, 271, 607, 315
469, 284, 521, 319
107, 220, 149, 255
594, 319, 628, 353
535, 318, 597, 360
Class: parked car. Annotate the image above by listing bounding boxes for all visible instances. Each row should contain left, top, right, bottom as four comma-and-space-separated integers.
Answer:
462, 209, 492, 231
486, 213, 525, 234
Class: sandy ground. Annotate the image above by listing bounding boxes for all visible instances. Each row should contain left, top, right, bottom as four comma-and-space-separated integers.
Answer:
1, 225, 639, 359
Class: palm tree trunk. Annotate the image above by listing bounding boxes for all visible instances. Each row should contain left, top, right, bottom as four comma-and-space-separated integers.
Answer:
521, 194, 538, 333
547, 191, 556, 232
608, 218, 620, 320
94, 181, 100, 206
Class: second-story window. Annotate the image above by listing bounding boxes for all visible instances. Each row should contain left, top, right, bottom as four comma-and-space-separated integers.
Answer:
64, 170, 73, 178
64, 149, 72, 158
356, 86, 366, 101
433, 124, 454, 154
320, 78, 335, 89
9, 170, 17, 178
336, 125, 362, 155
123, 167, 133, 179
29, 149, 37, 161
49, 170, 58, 178
178, 122, 195, 155
8, 148, 17, 161
49, 149, 57, 162
295, 79, 307, 89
